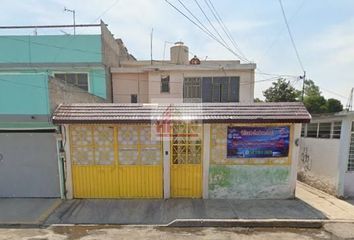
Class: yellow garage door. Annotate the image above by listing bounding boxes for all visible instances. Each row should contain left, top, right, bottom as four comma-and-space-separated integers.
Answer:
170, 123, 202, 198
69, 124, 163, 198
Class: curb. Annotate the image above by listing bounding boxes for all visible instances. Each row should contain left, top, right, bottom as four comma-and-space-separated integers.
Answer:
166, 219, 324, 228
3, 219, 354, 229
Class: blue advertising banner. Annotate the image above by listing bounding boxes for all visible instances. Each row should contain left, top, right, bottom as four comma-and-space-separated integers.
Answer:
227, 126, 290, 158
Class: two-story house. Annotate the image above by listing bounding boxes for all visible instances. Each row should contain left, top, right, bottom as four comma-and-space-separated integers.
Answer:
0, 22, 133, 198
111, 42, 256, 104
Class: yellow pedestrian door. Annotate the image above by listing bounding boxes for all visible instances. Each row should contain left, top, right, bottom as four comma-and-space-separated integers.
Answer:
170, 123, 202, 198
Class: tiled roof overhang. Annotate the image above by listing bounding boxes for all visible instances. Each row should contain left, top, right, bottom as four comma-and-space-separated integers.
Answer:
52, 102, 311, 124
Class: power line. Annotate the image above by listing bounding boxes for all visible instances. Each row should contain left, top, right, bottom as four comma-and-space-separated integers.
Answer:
203, 0, 249, 62
93, 0, 121, 22
164, 0, 249, 62
278, 0, 305, 72
192, 0, 233, 56
176, 0, 214, 38
258, 0, 306, 63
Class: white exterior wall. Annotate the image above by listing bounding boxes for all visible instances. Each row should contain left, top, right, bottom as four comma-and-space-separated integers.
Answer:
299, 137, 340, 194
339, 116, 354, 197
148, 70, 254, 103
112, 68, 254, 104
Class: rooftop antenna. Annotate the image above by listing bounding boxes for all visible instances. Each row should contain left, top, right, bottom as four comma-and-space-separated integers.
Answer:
150, 28, 153, 65
346, 87, 353, 111
64, 7, 76, 35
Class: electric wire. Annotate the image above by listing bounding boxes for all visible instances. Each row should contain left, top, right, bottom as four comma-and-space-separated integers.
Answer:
203, 0, 249, 62
164, 0, 249, 62
278, 0, 305, 72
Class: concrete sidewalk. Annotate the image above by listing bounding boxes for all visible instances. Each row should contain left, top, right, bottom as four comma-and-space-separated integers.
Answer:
0, 198, 62, 226
296, 181, 354, 221
45, 198, 326, 225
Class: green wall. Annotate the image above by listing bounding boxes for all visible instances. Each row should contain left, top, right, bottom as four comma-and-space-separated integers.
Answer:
0, 35, 102, 63
0, 73, 49, 115
0, 67, 107, 115
89, 69, 107, 98
209, 165, 291, 199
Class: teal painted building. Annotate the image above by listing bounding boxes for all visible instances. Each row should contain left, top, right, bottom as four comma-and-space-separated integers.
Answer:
0, 23, 134, 198
0, 34, 107, 118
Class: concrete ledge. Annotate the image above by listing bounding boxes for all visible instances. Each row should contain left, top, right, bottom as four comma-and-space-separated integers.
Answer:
167, 219, 324, 228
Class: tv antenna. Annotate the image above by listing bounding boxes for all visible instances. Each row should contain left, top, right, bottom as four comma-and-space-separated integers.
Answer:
64, 7, 76, 35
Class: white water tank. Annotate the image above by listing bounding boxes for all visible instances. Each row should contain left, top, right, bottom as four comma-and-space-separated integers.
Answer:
170, 42, 189, 65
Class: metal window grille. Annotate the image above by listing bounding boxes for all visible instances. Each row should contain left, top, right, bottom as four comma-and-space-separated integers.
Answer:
318, 122, 331, 138
332, 121, 342, 139
161, 75, 170, 93
183, 76, 240, 103
301, 124, 306, 137
307, 123, 318, 138
348, 132, 354, 171
54, 73, 89, 91
183, 77, 201, 101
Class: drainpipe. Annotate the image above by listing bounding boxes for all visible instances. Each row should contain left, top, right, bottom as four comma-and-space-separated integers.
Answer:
56, 129, 66, 199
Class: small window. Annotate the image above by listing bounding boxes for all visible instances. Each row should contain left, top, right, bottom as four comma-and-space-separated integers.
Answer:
161, 75, 170, 93
318, 122, 331, 138
301, 124, 306, 137
307, 123, 318, 138
332, 121, 342, 139
131, 94, 138, 103
54, 73, 89, 91
348, 132, 354, 171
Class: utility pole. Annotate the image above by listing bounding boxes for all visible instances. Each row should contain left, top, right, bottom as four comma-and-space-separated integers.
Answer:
300, 70, 306, 102
64, 7, 76, 35
346, 87, 354, 111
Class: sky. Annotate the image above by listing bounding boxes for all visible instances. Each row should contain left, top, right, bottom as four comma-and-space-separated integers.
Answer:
0, 0, 353, 104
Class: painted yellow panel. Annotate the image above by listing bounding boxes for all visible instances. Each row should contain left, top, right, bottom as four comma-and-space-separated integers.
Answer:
170, 123, 203, 198
170, 164, 202, 198
70, 124, 163, 199
72, 165, 163, 198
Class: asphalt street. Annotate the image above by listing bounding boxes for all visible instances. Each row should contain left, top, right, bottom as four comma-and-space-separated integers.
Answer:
1, 224, 354, 240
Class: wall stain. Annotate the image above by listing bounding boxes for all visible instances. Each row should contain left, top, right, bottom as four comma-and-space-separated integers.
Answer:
209, 165, 290, 199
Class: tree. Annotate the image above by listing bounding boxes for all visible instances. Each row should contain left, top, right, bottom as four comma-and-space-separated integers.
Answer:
254, 98, 263, 102
302, 80, 343, 114
326, 98, 343, 113
263, 78, 300, 102
303, 95, 327, 113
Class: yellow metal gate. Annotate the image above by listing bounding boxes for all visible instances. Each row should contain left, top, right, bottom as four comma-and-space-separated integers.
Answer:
170, 123, 203, 198
69, 125, 163, 198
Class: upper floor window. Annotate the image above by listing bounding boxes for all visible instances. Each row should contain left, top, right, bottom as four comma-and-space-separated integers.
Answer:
161, 75, 170, 93
183, 76, 240, 103
54, 73, 89, 91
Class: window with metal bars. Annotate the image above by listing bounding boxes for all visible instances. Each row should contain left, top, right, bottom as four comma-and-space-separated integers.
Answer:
332, 121, 342, 139
348, 122, 354, 171
161, 75, 170, 93
318, 122, 331, 138
307, 123, 318, 138
301, 124, 306, 137
54, 73, 89, 91
183, 76, 240, 103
